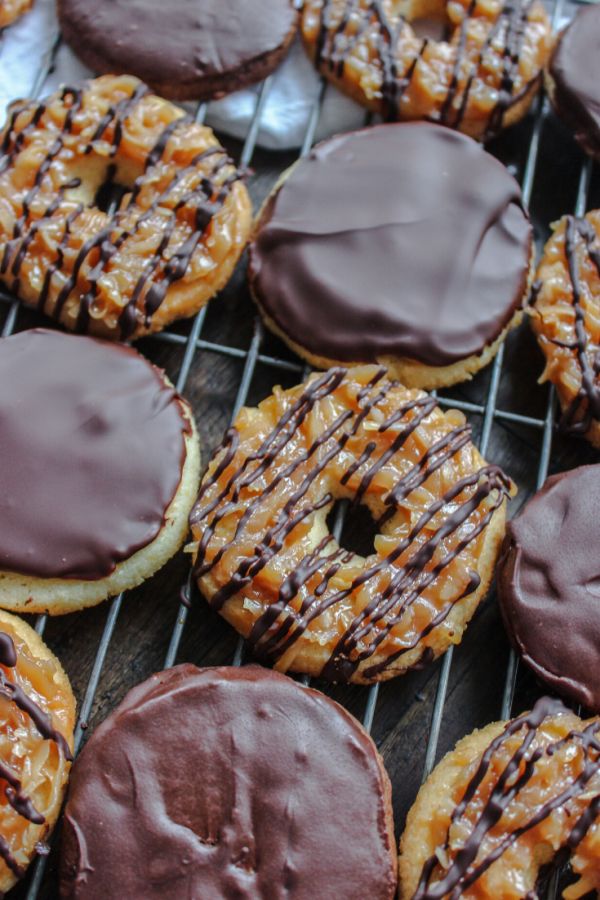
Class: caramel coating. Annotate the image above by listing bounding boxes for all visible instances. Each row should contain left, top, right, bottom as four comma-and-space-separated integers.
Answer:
0, 611, 75, 894
400, 700, 600, 899
189, 366, 511, 683
0, 0, 32, 27
301, 0, 552, 140
0, 75, 252, 340
533, 211, 600, 446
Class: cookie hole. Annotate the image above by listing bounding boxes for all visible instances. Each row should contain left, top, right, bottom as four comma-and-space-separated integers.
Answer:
94, 176, 127, 214
397, 0, 452, 40
327, 501, 378, 558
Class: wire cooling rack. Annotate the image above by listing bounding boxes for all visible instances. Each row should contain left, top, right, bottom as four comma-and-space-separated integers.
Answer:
0, 1, 598, 896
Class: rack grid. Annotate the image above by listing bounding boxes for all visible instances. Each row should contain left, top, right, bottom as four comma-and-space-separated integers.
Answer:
0, 2, 595, 896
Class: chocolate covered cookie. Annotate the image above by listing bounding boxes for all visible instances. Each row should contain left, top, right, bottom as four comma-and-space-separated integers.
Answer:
57, 0, 299, 101
0, 329, 200, 615
249, 123, 533, 390
60, 665, 397, 899
498, 465, 600, 711
547, 4, 600, 161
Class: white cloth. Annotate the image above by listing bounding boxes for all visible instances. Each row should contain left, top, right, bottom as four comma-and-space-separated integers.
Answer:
0, 0, 366, 149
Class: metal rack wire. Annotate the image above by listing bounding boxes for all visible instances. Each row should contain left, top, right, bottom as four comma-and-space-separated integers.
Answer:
0, 2, 593, 895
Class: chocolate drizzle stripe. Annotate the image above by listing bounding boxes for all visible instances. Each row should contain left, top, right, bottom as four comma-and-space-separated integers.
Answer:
0, 82, 240, 339
0, 831, 25, 879
414, 697, 600, 898
0, 668, 72, 761
193, 369, 510, 678
559, 215, 600, 433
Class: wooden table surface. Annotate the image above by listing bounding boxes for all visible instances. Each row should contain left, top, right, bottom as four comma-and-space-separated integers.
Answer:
3, 2, 599, 895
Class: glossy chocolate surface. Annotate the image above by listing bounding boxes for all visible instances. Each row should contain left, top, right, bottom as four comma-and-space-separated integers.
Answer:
550, 5, 600, 158
0, 329, 188, 580
249, 123, 532, 368
60, 665, 396, 900
498, 465, 600, 711
58, 0, 298, 93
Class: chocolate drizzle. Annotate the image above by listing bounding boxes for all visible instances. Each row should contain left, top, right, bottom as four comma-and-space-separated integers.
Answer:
191, 367, 510, 680
312, 0, 537, 135
0, 629, 71, 880
0, 80, 239, 339
414, 697, 600, 899
0, 329, 189, 581
554, 215, 600, 434
249, 123, 532, 369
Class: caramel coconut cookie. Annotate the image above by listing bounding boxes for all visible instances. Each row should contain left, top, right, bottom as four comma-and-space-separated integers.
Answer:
400, 697, 600, 899
0, 329, 200, 615
189, 366, 512, 684
0, 610, 74, 894
301, 0, 552, 140
249, 123, 533, 390
498, 465, 600, 712
547, 4, 600, 162
57, 0, 299, 102
60, 665, 397, 900
0, 74, 252, 340
0, 0, 32, 27
532, 211, 600, 445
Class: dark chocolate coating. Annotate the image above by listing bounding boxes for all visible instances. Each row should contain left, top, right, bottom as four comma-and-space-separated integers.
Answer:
59, 665, 397, 900
498, 465, 600, 711
549, 5, 600, 160
0, 329, 188, 581
249, 123, 532, 368
57, 0, 299, 101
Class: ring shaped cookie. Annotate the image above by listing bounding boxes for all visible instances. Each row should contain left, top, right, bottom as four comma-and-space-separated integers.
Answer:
0, 75, 252, 340
301, 0, 552, 140
0, 610, 74, 894
400, 698, 600, 899
190, 366, 511, 683
533, 211, 600, 446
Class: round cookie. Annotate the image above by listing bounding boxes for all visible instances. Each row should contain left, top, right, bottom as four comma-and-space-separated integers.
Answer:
190, 365, 512, 683
0, 609, 75, 894
399, 698, 600, 899
0, 75, 252, 341
0, 0, 32, 27
301, 0, 552, 140
498, 465, 600, 712
532, 211, 600, 445
547, 4, 600, 162
0, 328, 200, 615
59, 664, 397, 899
57, 0, 299, 102
249, 123, 533, 390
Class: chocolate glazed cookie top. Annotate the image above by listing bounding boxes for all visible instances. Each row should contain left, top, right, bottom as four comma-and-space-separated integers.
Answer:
550, 5, 600, 153
59, 665, 397, 900
498, 465, 600, 711
58, 0, 298, 90
249, 123, 532, 368
0, 329, 188, 581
